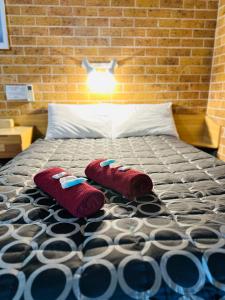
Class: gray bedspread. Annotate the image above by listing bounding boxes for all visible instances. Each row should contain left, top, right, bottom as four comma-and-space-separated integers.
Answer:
0, 135, 225, 300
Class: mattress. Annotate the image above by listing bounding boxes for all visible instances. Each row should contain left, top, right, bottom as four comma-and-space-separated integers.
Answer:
0, 135, 225, 300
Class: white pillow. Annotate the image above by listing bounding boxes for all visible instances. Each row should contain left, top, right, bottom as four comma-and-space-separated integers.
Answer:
110, 103, 179, 138
45, 103, 111, 139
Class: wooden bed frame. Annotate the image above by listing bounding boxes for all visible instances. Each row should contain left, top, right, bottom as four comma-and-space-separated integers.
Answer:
0, 113, 221, 150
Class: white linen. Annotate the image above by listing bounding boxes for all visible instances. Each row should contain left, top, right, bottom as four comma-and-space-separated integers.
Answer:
110, 103, 179, 138
45, 103, 178, 139
45, 103, 111, 139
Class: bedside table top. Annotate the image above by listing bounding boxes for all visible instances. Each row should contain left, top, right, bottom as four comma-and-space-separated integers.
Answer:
0, 126, 33, 135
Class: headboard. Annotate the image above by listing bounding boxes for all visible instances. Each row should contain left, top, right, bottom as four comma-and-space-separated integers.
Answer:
0, 112, 221, 149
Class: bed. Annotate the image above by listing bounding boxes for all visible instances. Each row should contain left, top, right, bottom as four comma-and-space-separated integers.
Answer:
0, 135, 225, 300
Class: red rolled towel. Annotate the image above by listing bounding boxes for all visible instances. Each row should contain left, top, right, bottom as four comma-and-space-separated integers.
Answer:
85, 159, 153, 200
33, 167, 105, 218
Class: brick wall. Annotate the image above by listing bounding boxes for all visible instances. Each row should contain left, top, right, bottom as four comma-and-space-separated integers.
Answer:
0, 0, 218, 116
208, 0, 225, 160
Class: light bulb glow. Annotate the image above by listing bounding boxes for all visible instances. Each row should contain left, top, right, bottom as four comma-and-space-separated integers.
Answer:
87, 70, 116, 94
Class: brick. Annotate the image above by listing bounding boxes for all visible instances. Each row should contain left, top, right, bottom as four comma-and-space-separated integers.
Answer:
160, 0, 183, 8
37, 37, 62, 46
75, 28, 98, 36
87, 18, 109, 27
146, 28, 169, 37
6, 0, 33, 4
11, 36, 36, 45
98, 7, 122, 16
61, 17, 85, 26
110, 18, 134, 27
100, 28, 122, 37
62, 37, 86, 46
170, 29, 193, 38
135, 19, 158, 27
123, 8, 147, 17
157, 57, 179, 65
111, 0, 134, 6
135, 0, 159, 7
193, 29, 215, 38
111, 38, 134, 46
60, 0, 85, 5
183, 0, 207, 9
73, 7, 98, 16
49, 27, 73, 36
36, 17, 62, 26
123, 28, 145, 37
195, 10, 218, 19
158, 38, 181, 47
135, 38, 157, 47
25, 47, 49, 56
86, 0, 110, 6
23, 27, 49, 36
21, 6, 47, 15
48, 6, 73, 16
9, 16, 36, 25
148, 9, 170, 18
8, 26, 23, 36
13, 56, 38, 64
87, 37, 109, 46
33, 0, 59, 4
6, 6, 21, 15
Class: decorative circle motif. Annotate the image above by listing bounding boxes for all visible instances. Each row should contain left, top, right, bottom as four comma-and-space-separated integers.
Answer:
73, 258, 117, 300
0, 207, 25, 224
175, 215, 205, 227
12, 223, 46, 240
186, 226, 224, 249
46, 222, 80, 237
34, 196, 55, 207
0, 269, 25, 300
84, 221, 110, 236
158, 190, 178, 200
112, 218, 143, 233
151, 228, 189, 250
24, 207, 53, 223
0, 193, 7, 202
0, 240, 38, 268
166, 201, 191, 214
202, 248, 225, 291
0, 224, 14, 240
37, 237, 77, 264
53, 209, 78, 222
110, 204, 137, 218
161, 250, 205, 295
137, 203, 162, 216
9, 195, 33, 207
144, 216, 173, 228
21, 188, 40, 196
85, 209, 109, 222
118, 254, 161, 299
24, 264, 73, 300
115, 232, 150, 255
135, 194, 158, 203
79, 235, 113, 261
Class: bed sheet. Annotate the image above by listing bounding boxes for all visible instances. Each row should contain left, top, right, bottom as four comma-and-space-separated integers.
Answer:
0, 136, 225, 299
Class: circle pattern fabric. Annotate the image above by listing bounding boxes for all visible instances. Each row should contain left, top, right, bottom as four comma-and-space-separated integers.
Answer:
0, 136, 225, 299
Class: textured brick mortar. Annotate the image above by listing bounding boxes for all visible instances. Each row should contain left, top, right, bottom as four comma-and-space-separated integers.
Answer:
0, 0, 218, 116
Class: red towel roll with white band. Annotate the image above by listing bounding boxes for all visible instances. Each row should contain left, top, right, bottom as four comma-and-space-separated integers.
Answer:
34, 167, 105, 218
85, 159, 153, 200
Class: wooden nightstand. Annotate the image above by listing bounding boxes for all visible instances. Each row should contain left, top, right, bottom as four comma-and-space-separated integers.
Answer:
0, 126, 33, 159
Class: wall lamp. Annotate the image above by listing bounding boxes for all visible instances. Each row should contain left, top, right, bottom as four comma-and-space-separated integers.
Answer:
82, 58, 117, 93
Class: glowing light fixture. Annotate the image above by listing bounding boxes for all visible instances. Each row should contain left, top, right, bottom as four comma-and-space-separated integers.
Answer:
82, 58, 117, 93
